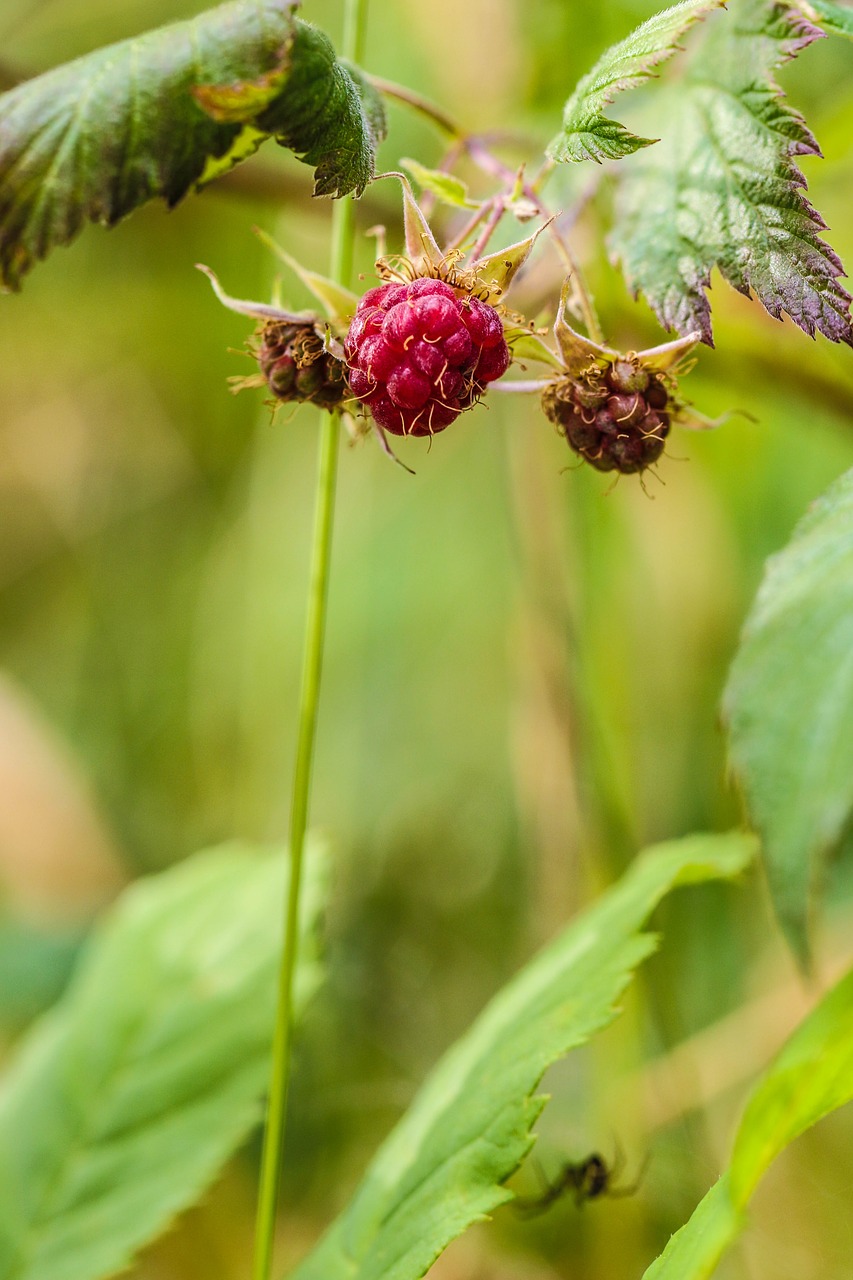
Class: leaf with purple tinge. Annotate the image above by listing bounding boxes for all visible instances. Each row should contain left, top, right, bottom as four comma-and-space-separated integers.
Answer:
610, 0, 853, 347
799, 0, 853, 40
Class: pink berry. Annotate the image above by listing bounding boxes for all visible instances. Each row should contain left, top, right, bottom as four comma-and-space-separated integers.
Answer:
410, 340, 445, 380
359, 335, 399, 382
476, 343, 511, 383
345, 277, 510, 437
461, 298, 504, 348
387, 364, 433, 410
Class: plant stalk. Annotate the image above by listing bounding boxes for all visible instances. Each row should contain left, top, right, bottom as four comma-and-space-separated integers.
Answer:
251, 6, 367, 1279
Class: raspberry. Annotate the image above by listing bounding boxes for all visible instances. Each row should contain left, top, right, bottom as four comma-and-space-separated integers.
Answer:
542, 356, 671, 475
258, 321, 347, 410
344, 278, 510, 437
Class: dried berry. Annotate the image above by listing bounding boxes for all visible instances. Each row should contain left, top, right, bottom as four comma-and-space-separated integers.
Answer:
258, 321, 348, 410
541, 355, 672, 475
345, 277, 510, 437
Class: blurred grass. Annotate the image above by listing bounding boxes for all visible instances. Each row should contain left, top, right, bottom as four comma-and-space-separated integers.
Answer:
1, 1, 852, 1278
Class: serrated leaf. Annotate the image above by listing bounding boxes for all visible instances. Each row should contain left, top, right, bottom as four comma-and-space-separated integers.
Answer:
400, 158, 479, 209
644, 963, 853, 1279
0, 840, 325, 1280
547, 0, 726, 164
610, 0, 853, 346
722, 467, 853, 966
800, 0, 853, 39
0, 1, 385, 291
292, 833, 754, 1280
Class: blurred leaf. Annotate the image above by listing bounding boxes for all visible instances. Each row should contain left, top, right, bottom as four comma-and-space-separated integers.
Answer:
801, 0, 853, 39
400, 159, 478, 209
643, 963, 853, 1278
0, 841, 325, 1280
731, 962, 853, 1199
292, 833, 754, 1280
547, 0, 725, 164
723, 467, 853, 965
504, 327, 564, 369
0, 1, 385, 291
610, 0, 853, 346
0, 914, 81, 1030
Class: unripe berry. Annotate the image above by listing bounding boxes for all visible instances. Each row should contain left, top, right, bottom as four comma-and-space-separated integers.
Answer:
345, 277, 510, 437
258, 321, 347, 410
542, 359, 674, 476
608, 359, 649, 395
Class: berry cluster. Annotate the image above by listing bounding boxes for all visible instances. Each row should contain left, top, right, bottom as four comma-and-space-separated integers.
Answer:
258, 321, 348, 410
345, 278, 511, 437
542, 358, 671, 474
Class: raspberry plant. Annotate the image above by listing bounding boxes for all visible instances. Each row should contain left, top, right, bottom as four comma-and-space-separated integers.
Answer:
0, 3, 852, 1280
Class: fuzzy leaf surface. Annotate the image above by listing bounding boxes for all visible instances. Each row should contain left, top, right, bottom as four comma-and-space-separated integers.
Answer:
0, 841, 325, 1280
723, 467, 853, 964
0, 0, 385, 290
610, 0, 853, 346
548, 0, 725, 163
292, 834, 753, 1280
644, 963, 853, 1278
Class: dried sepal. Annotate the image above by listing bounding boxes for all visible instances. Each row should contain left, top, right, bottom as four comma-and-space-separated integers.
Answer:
252, 228, 360, 326
373, 171, 447, 273
554, 281, 620, 375
468, 218, 552, 304
196, 263, 316, 324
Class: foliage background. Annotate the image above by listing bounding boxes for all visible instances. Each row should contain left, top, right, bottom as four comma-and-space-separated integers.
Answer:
0, 1, 852, 1277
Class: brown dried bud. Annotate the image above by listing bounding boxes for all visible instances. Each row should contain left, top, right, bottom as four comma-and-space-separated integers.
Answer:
257, 321, 348, 410
542, 355, 674, 476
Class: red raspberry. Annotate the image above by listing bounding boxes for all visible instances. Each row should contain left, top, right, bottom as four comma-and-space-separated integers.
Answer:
344, 278, 510, 437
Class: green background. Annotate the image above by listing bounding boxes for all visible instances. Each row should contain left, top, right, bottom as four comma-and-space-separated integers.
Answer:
0, 1, 852, 1277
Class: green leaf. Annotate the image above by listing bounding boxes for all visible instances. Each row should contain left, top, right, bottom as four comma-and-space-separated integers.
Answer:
642, 1176, 741, 1280
723, 467, 853, 965
643, 963, 853, 1279
610, 0, 853, 346
547, 0, 726, 164
0, 841, 325, 1280
0, 1, 385, 291
799, 0, 853, 39
400, 158, 479, 209
292, 833, 754, 1280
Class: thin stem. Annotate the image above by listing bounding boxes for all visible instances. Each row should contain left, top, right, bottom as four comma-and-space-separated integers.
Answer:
466, 138, 604, 343
251, 6, 367, 1280
470, 197, 505, 261
442, 200, 491, 256
368, 74, 463, 138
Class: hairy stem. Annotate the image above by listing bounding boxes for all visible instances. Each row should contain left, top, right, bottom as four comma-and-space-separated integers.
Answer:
251, 6, 367, 1280
466, 138, 604, 343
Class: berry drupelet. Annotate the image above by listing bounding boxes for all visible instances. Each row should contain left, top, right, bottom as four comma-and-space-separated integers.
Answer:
345, 277, 511, 437
542, 356, 672, 474
257, 320, 348, 411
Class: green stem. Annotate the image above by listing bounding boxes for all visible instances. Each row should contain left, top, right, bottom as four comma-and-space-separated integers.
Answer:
251, 6, 367, 1279
368, 74, 463, 138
